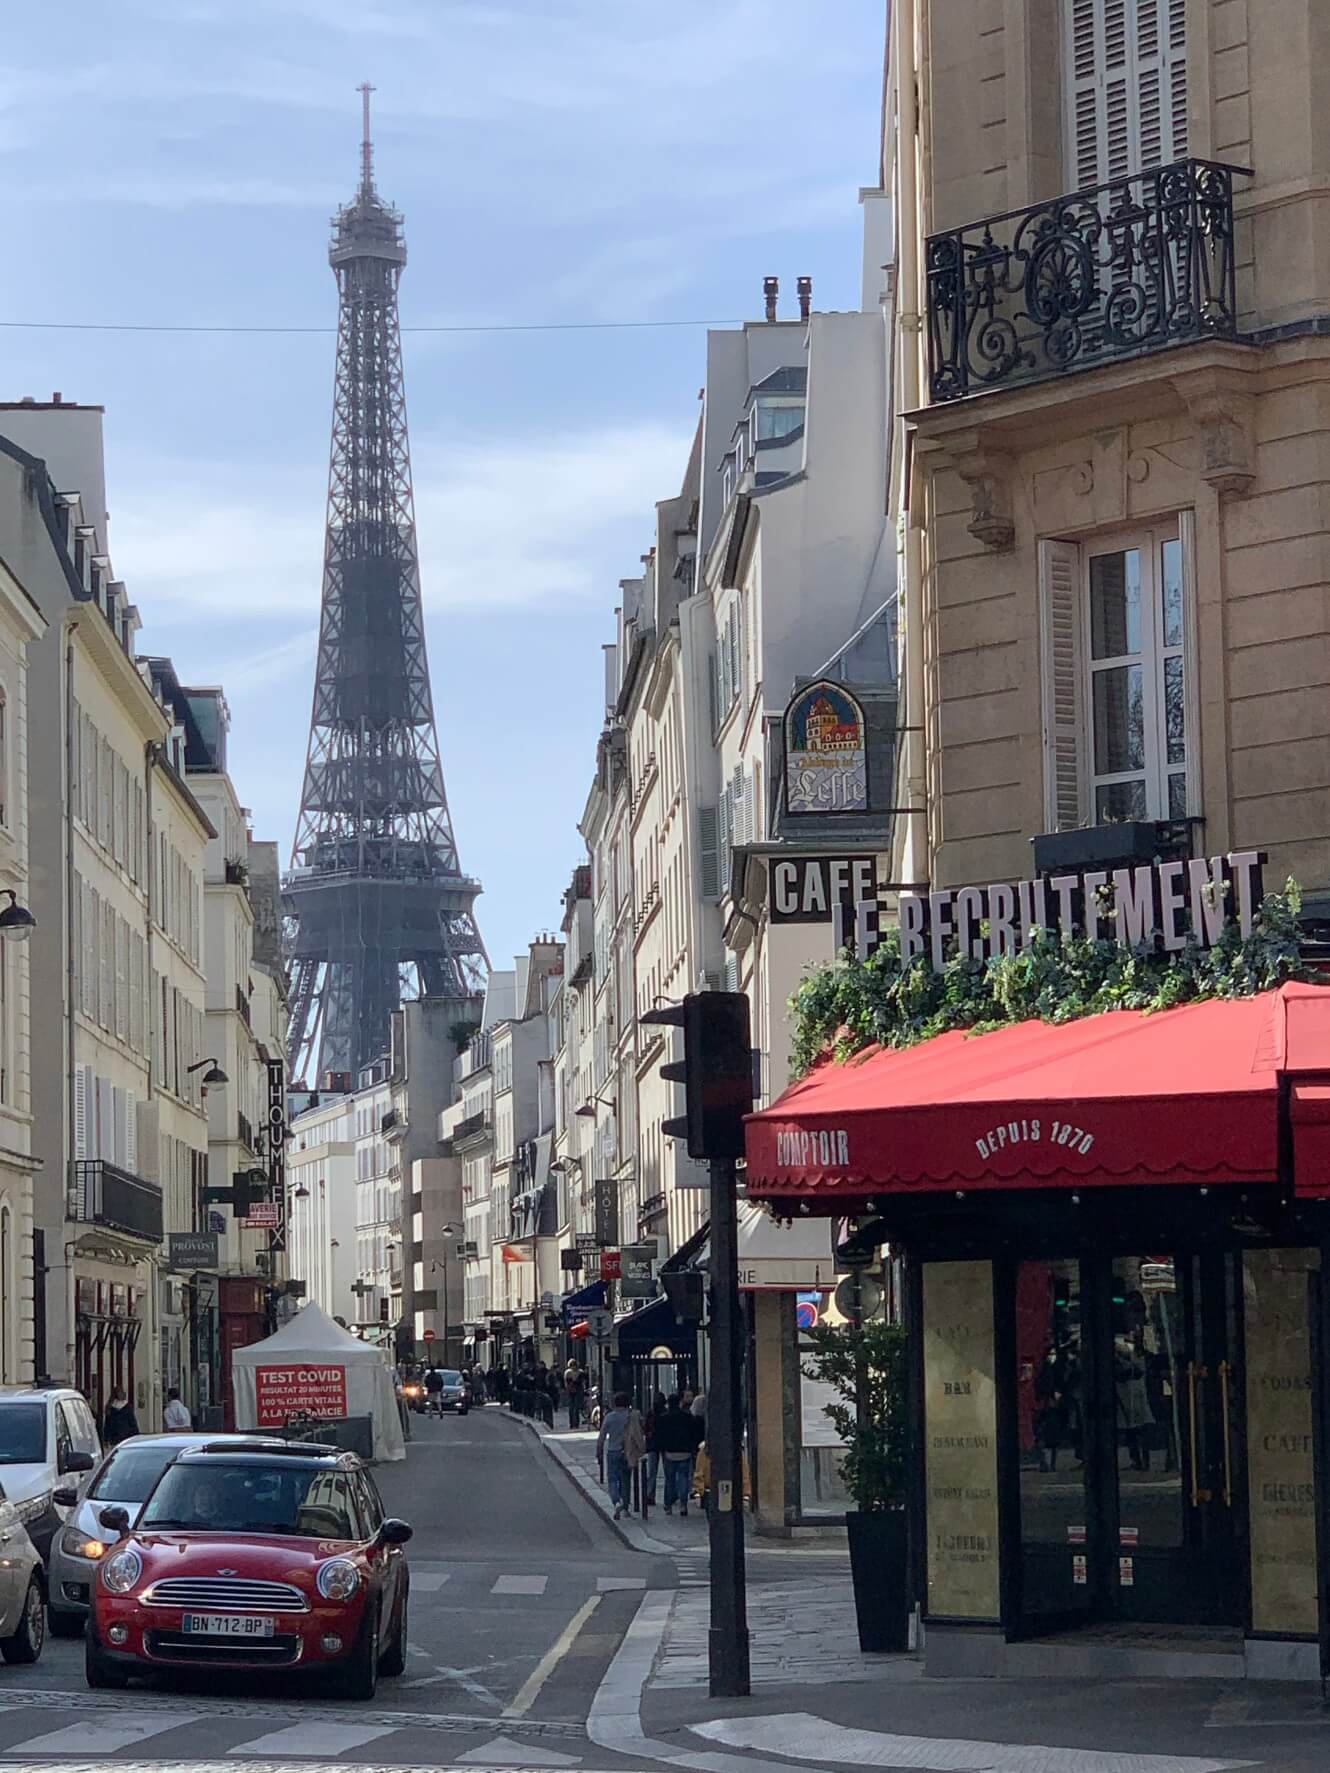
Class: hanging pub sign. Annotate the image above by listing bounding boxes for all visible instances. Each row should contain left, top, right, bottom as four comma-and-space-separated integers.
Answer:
837, 850, 1266, 969
784, 680, 869, 816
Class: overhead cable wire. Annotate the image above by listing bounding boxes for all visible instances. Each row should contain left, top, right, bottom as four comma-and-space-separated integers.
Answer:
0, 316, 741, 337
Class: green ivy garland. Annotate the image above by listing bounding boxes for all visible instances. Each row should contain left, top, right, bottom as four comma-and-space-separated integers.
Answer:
788, 879, 1313, 1078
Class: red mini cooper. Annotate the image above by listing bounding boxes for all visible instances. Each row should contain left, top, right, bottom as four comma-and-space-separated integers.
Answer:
86, 1441, 412, 1700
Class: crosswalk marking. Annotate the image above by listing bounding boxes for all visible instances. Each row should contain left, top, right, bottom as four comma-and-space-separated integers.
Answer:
226, 1720, 399, 1757
458, 1731, 581, 1764
10, 1713, 203, 1754
596, 1575, 646, 1591
412, 1570, 452, 1591
491, 1574, 547, 1595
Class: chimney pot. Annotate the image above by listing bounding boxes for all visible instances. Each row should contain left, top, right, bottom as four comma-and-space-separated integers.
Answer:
797, 276, 812, 321
763, 276, 779, 323
52, 392, 62, 405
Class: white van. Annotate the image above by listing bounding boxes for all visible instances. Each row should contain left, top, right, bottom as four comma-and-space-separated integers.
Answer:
0, 1389, 100, 1561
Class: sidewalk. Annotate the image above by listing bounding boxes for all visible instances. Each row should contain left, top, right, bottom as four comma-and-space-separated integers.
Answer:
511, 1410, 708, 1554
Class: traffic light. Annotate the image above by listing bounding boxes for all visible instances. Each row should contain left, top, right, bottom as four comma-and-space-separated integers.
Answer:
230, 1169, 259, 1218
641, 991, 753, 1162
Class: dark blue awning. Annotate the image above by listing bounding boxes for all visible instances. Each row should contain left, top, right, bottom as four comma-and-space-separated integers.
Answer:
562, 1278, 606, 1317
613, 1295, 696, 1361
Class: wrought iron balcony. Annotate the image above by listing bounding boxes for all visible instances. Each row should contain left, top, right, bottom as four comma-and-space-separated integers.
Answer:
70, 1160, 164, 1244
925, 159, 1245, 404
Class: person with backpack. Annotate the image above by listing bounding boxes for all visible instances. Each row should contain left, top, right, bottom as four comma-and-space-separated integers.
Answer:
597, 1391, 645, 1519
653, 1394, 696, 1515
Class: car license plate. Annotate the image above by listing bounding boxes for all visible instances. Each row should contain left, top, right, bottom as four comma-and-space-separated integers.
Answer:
182, 1613, 274, 1638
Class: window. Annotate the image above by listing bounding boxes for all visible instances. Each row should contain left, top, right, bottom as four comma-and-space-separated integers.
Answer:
754, 398, 805, 442
1038, 522, 1194, 831
1063, 0, 1187, 190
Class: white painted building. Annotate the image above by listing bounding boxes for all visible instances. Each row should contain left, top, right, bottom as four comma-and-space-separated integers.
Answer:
286, 1091, 356, 1323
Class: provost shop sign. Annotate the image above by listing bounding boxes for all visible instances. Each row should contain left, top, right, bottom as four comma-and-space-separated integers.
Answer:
831, 850, 1265, 968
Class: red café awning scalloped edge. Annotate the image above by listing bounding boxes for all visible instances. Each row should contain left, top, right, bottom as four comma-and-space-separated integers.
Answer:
746, 982, 1330, 1204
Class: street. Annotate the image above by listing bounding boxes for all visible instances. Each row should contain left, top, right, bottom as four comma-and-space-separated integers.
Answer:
0, 1410, 1327, 1773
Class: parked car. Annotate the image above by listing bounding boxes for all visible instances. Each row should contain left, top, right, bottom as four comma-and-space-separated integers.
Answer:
49, 1432, 286, 1638
0, 1388, 100, 1561
0, 1483, 45, 1665
86, 1440, 412, 1699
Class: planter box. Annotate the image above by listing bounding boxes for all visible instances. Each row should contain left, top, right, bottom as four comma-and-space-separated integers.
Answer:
1031, 822, 1163, 875
845, 1508, 909, 1653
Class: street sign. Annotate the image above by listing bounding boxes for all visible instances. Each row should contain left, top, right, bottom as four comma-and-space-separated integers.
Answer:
168, 1232, 218, 1271
593, 1179, 618, 1247
600, 1249, 622, 1280
422, 1329, 436, 1343
244, 1201, 280, 1229
833, 1271, 883, 1322
575, 1233, 598, 1253
585, 1309, 613, 1342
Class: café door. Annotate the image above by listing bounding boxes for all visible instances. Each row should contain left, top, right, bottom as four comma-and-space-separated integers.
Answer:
1015, 1252, 1244, 1632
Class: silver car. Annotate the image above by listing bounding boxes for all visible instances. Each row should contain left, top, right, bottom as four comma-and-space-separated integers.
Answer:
0, 1480, 44, 1664
47, 1431, 285, 1637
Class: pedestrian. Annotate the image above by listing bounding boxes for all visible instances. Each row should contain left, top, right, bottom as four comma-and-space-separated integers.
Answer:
103, 1386, 139, 1447
544, 1367, 560, 1427
470, 1365, 487, 1406
642, 1390, 667, 1506
162, 1386, 191, 1431
563, 1359, 586, 1429
655, 1393, 696, 1515
597, 1390, 644, 1520
690, 1388, 707, 1427
424, 1365, 444, 1417
491, 1364, 510, 1405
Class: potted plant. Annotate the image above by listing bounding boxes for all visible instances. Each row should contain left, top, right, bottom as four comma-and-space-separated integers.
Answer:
802, 1316, 910, 1652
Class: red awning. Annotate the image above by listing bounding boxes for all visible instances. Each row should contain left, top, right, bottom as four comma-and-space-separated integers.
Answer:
746, 982, 1330, 1204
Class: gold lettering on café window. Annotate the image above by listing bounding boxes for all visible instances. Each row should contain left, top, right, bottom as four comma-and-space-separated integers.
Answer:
923, 1261, 1000, 1620
1244, 1249, 1319, 1638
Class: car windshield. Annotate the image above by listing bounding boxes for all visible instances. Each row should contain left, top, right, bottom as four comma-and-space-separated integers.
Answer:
90, 1444, 182, 1503
0, 1405, 45, 1464
139, 1461, 359, 1538
437, 1371, 461, 1384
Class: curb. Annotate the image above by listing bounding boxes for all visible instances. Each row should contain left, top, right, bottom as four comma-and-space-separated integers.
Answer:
507, 1411, 682, 1556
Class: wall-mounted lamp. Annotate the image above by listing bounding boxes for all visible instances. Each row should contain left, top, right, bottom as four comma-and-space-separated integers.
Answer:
188, 1057, 229, 1086
575, 1094, 615, 1119
0, 890, 36, 941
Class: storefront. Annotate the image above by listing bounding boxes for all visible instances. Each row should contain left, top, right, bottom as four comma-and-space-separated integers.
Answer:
745, 982, 1330, 1681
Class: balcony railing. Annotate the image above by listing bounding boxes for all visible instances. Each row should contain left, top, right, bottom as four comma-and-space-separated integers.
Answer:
70, 1160, 164, 1243
237, 1113, 255, 1153
380, 1109, 398, 1135
235, 984, 251, 1028
925, 159, 1244, 403
453, 1108, 492, 1145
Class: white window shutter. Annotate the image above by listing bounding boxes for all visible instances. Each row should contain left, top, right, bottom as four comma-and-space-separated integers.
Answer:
115, 915, 128, 1043
698, 806, 720, 901
125, 1090, 138, 1174
97, 1075, 113, 1162
1039, 538, 1087, 832
1063, 0, 1186, 188
74, 1065, 89, 1160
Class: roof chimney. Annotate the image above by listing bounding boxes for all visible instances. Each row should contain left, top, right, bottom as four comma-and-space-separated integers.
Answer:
797, 276, 812, 321
763, 276, 779, 323
52, 392, 63, 405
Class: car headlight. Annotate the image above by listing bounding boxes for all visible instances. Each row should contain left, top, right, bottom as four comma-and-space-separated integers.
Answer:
100, 1547, 142, 1595
316, 1558, 361, 1602
60, 1526, 108, 1560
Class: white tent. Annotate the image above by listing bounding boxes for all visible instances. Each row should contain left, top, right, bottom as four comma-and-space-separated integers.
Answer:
231, 1302, 406, 1462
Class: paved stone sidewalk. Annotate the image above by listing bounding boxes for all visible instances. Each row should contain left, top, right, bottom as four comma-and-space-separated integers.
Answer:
509, 1411, 707, 1553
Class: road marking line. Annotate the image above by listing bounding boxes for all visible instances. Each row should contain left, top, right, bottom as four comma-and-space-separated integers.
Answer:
225, 1720, 398, 1757
596, 1575, 646, 1591
458, 1731, 582, 1765
8, 1714, 203, 1754
503, 1593, 601, 1719
412, 1571, 452, 1591
692, 1713, 1257, 1773
492, 1574, 548, 1595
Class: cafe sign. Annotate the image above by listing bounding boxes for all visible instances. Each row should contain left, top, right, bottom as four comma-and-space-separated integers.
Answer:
836, 850, 1265, 969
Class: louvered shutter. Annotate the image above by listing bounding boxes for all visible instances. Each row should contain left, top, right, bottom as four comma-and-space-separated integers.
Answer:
1064, 0, 1186, 189
97, 1075, 113, 1161
1039, 539, 1087, 832
698, 806, 720, 900
74, 1064, 89, 1160
124, 1091, 137, 1175
718, 785, 732, 897
115, 914, 128, 1042
100, 901, 113, 1029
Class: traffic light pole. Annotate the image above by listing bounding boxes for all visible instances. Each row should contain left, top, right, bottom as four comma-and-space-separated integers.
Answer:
707, 1156, 750, 1699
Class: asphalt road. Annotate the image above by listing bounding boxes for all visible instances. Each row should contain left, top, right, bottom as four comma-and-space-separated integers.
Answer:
0, 1406, 673, 1766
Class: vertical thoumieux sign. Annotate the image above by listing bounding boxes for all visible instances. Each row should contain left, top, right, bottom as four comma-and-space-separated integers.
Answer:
267, 1058, 287, 1256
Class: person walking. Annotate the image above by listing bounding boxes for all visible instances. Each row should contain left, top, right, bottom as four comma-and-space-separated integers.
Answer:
654, 1394, 696, 1515
563, 1359, 586, 1429
103, 1386, 139, 1447
597, 1391, 643, 1519
642, 1390, 667, 1507
424, 1365, 444, 1417
162, 1387, 191, 1431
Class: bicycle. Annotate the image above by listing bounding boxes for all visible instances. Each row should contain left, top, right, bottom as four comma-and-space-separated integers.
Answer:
282, 1408, 328, 1442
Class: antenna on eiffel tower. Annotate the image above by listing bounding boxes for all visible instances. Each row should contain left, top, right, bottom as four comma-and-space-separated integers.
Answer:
357, 80, 375, 199
284, 95, 488, 1089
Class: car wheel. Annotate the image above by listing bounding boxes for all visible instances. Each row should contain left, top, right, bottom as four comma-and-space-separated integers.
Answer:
378, 1581, 409, 1678
343, 1608, 379, 1702
1, 1577, 45, 1665
48, 1606, 85, 1640
84, 1626, 129, 1690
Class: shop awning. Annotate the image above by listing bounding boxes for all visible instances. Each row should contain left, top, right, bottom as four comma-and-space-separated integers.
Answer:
614, 1295, 696, 1361
746, 982, 1330, 1206
736, 1202, 836, 1289
562, 1279, 606, 1314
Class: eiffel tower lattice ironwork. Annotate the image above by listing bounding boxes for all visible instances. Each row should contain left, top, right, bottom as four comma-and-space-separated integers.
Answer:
284, 87, 487, 1084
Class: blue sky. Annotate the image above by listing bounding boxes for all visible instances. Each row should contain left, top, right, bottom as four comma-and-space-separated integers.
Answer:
3, 0, 885, 969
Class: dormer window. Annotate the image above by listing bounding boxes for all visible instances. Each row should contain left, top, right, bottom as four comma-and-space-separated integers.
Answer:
754, 397, 804, 442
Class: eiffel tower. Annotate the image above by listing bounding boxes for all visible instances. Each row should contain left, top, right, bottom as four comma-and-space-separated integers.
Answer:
284, 87, 487, 1084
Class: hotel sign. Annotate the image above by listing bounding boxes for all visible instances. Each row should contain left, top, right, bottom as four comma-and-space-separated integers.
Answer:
835, 850, 1265, 968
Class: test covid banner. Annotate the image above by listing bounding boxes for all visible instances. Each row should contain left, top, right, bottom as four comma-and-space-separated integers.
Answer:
254, 1363, 348, 1425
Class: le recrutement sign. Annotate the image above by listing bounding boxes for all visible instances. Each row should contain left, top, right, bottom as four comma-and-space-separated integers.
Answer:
771, 849, 1266, 969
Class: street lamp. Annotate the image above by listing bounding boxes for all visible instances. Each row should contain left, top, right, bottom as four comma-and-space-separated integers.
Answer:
0, 890, 35, 940
575, 1094, 615, 1119
187, 1057, 229, 1087
438, 1222, 457, 1366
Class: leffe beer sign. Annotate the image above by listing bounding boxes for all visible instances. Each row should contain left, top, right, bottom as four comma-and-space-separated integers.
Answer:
835, 850, 1266, 968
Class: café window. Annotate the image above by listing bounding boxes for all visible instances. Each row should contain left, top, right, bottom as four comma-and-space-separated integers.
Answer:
1039, 519, 1196, 832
